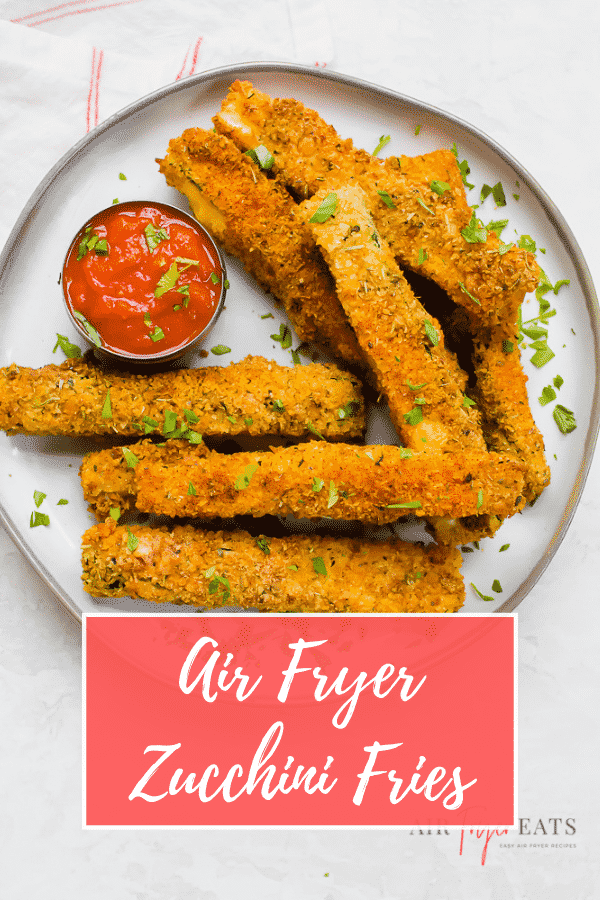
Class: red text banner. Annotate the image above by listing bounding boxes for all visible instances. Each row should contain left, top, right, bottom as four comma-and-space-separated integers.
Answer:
83, 614, 515, 828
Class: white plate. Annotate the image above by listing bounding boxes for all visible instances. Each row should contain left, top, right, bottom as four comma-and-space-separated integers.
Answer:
0, 63, 598, 622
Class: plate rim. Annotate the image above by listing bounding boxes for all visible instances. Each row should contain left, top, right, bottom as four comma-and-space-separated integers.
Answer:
1, 60, 598, 622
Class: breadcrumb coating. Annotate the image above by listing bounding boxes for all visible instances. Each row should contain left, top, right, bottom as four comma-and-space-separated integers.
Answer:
472, 332, 550, 501
301, 185, 485, 454
0, 355, 365, 440
157, 129, 362, 366
81, 439, 526, 524
81, 519, 465, 613
214, 80, 539, 329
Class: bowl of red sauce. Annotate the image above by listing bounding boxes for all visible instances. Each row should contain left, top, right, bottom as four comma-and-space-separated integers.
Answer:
62, 201, 226, 363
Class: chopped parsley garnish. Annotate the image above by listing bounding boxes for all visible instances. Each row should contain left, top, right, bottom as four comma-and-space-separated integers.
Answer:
119, 172, 127, 180
502, 340, 514, 354
187, 482, 197, 496
30, 511, 50, 528
377, 190, 396, 209
235, 464, 259, 490
538, 385, 557, 406
309, 192, 338, 223
101, 390, 112, 419
486, 218, 509, 239
163, 410, 178, 434
327, 481, 338, 509
338, 402, 359, 419
73, 311, 102, 347
206, 571, 231, 604
109, 507, 121, 522
463, 396, 476, 407
458, 281, 481, 306
271, 323, 293, 349
210, 272, 220, 285
273, 399, 285, 411
417, 248, 428, 265
211, 345, 231, 355
126, 527, 138, 552
416, 197, 434, 215
407, 380, 428, 391
404, 406, 423, 426
312, 477, 325, 492
154, 262, 179, 297
450, 143, 474, 189
554, 279, 570, 294
33, 490, 46, 508
480, 182, 506, 207
430, 180, 450, 196
144, 223, 169, 253
53, 334, 82, 358
424, 320, 440, 346
122, 448, 139, 468
518, 234, 537, 253
553, 404, 576, 434
306, 421, 324, 440
261, 313, 274, 319
492, 579, 503, 593
245, 145, 274, 170
471, 582, 494, 602
57, 499, 68, 506
554, 375, 564, 390
184, 409, 199, 424
385, 500, 422, 509
149, 326, 165, 343
256, 536, 271, 555
499, 543, 510, 552
372, 135, 391, 157
461, 211, 488, 244
477, 490, 483, 509
312, 557, 327, 577
414, 124, 422, 135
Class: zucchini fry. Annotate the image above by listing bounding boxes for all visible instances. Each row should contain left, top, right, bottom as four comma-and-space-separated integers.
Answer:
81, 519, 465, 613
157, 129, 362, 366
81, 439, 526, 525
214, 80, 539, 329
0, 355, 365, 440
472, 332, 550, 502
301, 184, 485, 453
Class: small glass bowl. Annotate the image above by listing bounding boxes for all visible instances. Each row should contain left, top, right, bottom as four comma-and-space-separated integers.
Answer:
62, 201, 227, 365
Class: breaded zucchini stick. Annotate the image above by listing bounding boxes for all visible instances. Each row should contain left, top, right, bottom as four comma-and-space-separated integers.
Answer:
301, 185, 484, 454
0, 355, 364, 440
81, 439, 526, 524
472, 332, 550, 502
157, 129, 362, 366
214, 81, 539, 329
81, 519, 465, 613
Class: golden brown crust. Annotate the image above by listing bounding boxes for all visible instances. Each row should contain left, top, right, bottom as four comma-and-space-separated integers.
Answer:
213, 81, 539, 328
301, 185, 485, 454
157, 129, 363, 366
472, 334, 550, 501
81, 519, 465, 613
81, 439, 526, 524
0, 355, 365, 440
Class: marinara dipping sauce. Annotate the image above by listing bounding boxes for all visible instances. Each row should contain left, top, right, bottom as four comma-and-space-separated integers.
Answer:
62, 201, 226, 360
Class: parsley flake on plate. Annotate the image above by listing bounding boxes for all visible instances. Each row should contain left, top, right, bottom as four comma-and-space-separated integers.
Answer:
372, 134, 391, 157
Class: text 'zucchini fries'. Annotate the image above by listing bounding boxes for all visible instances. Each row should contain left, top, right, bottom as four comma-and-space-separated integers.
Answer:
81, 519, 465, 613
0, 355, 364, 440
214, 80, 540, 330
81, 439, 526, 526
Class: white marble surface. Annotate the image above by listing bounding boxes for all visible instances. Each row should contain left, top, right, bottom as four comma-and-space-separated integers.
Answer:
1, 0, 599, 896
